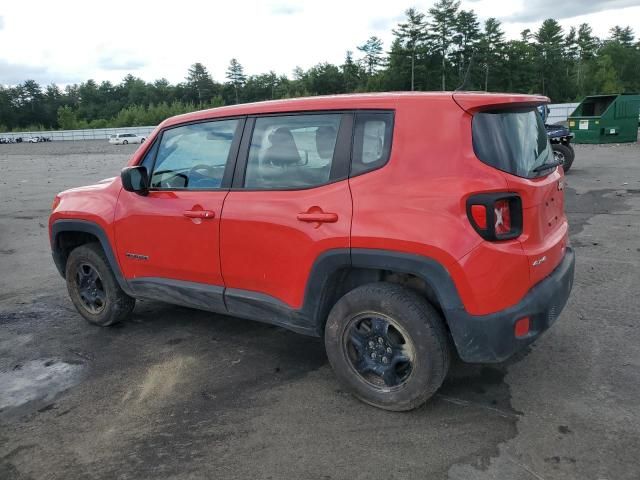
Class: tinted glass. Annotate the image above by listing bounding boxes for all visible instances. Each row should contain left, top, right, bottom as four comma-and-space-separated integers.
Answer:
472, 108, 554, 178
150, 119, 239, 189
244, 114, 341, 189
351, 112, 393, 176
140, 139, 159, 175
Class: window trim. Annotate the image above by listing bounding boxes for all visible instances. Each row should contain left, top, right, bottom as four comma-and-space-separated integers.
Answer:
230, 110, 354, 191
139, 116, 246, 192
349, 110, 395, 179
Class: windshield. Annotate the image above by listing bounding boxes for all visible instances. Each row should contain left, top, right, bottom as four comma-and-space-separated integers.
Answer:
472, 107, 554, 178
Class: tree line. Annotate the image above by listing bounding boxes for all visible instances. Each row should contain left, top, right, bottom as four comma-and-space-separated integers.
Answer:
1, 0, 639, 132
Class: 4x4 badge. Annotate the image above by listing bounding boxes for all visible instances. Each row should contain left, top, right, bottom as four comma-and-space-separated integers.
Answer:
532, 255, 547, 267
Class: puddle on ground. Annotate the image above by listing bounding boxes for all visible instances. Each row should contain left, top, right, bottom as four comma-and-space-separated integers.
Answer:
0, 358, 84, 412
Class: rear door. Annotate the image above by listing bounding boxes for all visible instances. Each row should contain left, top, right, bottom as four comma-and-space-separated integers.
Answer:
219, 112, 353, 314
114, 118, 244, 290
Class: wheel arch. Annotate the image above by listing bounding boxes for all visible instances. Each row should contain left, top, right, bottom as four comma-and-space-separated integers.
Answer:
305, 249, 465, 335
51, 219, 131, 294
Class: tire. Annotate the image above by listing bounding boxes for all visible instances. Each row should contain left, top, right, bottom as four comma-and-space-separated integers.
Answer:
123, 140, 128, 145
65, 243, 135, 326
324, 282, 450, 411
140, 138, 145, 144
552, 143, 574, 173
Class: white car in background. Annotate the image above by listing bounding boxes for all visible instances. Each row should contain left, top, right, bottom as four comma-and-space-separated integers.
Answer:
109, 133, 146, 145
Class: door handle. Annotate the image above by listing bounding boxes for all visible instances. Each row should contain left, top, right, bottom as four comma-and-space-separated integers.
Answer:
183, 210, 215, 219
297, 212, 338, 223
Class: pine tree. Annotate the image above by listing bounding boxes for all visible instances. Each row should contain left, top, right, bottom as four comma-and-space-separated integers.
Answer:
342, 51, 361, 91
357, 36, 384, 76
186, 63, 215, 105
226, 58, 247, 104
428, 0, 460, 90
479, 18, 506, 91
609, 26, 635, 47
576, 23, 599, 95
453, 9, 481, 87
534, 19, 565, 97
392, 8, 428, 91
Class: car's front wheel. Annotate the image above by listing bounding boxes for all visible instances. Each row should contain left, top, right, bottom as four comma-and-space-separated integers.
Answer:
324, 282, 450, 411
65, 243, 135, 326
122, 140, 129, 145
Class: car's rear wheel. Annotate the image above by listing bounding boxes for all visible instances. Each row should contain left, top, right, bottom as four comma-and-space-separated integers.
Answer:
140, 138, 145, 143
552, 143, 574, 172
65, 243, 135, 326
324, 282, 450, 411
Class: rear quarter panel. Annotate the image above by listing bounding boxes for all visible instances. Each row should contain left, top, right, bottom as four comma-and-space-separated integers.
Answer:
349, 97, 507, 296
349, 97, 546, 316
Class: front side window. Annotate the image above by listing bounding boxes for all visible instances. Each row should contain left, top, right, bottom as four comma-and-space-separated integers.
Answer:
150, 119, 239, 189
472, 108, 554, 178
140, 139, 159, 175
244, 114, 342, 189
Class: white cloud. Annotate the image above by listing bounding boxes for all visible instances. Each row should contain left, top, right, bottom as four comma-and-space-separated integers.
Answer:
0, 0, 638, 86
501, 0, 640, 22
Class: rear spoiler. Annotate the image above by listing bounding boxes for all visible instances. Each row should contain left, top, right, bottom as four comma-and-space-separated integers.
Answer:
452, 92, 549, 114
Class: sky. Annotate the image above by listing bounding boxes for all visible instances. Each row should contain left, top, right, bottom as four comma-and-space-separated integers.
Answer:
1, 0, 639, 87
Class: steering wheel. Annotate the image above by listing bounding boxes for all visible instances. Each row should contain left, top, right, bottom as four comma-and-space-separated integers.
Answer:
161, 172, 189, 188
189, 164, 222, 178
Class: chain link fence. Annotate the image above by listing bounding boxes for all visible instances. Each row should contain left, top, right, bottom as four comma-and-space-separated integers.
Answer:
0, 126, 156, 142
547, 103, 580, 126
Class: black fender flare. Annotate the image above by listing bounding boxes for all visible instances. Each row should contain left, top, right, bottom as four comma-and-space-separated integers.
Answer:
302, 248, 465, 334
50, 219, 132, 295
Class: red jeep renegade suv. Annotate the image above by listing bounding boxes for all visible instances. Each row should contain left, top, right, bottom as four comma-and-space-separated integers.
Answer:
50, 92, 575, 411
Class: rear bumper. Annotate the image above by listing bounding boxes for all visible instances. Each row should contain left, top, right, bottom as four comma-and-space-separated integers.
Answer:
447, 247, 575, 363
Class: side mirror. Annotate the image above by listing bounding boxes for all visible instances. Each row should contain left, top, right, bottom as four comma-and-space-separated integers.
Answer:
121, 166, 149, 195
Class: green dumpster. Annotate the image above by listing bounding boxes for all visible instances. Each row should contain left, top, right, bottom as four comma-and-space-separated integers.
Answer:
568, 93, 640, 143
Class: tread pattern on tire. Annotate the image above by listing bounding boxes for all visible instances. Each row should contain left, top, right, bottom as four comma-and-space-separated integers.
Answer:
66, 243, 135, 326
325, 282, 451, 411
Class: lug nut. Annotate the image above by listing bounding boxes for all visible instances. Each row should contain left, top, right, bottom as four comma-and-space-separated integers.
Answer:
371, 352, 377, 359
368, 341, 375, 348
382, 357, 389, 364
378, 337, 384, 344
386, 347, 392, 354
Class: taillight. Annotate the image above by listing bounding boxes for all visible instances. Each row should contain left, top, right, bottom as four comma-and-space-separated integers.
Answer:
466, 193, 522, 241
470, 205, 487, 229
493, 199, 511, 235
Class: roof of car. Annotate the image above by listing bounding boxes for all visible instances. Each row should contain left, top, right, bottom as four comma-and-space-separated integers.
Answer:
160, 91, 550, 128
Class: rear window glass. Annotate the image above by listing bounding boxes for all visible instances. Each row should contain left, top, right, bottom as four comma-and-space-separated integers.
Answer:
472, 108, 554, 178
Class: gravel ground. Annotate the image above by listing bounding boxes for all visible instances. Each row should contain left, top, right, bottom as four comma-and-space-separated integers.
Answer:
0, 140, 639, 480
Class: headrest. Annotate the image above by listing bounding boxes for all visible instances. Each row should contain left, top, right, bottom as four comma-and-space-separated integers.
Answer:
316, 126, 337, 160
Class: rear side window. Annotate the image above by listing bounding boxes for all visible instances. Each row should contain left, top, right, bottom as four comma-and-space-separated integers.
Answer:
244, 114, 342, 189
351, 112, 393, 176
472, 108, 554, 178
